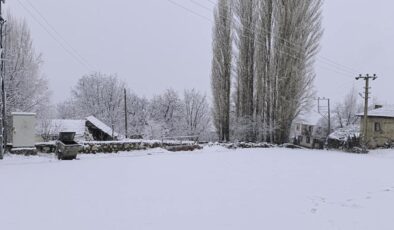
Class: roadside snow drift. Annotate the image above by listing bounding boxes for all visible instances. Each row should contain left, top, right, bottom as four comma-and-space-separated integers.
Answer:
1, 147, 394, 230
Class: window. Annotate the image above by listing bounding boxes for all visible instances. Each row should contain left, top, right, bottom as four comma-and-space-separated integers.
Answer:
374, 122, 382, 132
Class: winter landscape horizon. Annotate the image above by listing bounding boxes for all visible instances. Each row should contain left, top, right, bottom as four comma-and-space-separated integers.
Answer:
1, 0, 394, 229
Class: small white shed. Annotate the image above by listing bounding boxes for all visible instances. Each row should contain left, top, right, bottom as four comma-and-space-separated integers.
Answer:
12, 112, 36, 148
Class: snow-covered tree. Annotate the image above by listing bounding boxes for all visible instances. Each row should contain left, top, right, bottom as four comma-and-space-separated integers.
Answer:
277, 0, 322, 143
56, 99, 80, 119
146, 89, 183, 139
4, 13, 50, 116
69, 72, 125, 135
211, 0, 232, 142
211, 0, 322, 143
183, 89, 211, 140
123, 92, 149, 137
233, 0, 258, 142
254, 0, 275, 142
3, 12, 51, 141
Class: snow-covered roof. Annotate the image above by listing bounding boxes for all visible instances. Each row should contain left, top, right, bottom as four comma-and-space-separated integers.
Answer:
86, 116, 118, 138
294, 110, 322, 126
328, 125, 360, 141
12, 112, 36, 116
356, 106, 394, 118
47, 119, 86, 136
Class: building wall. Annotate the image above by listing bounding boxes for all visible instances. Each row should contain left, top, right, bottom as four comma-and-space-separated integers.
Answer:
291, 123, 325, 148
360, 117, 394, 148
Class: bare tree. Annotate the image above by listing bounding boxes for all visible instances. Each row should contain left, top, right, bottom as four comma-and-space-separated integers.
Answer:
183, 89, 211, 140
211, 0, 232, 142
37, 109, 62, 142
334, 87, 361, 128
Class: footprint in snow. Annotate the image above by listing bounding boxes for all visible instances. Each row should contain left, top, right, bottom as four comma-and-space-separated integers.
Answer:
341, 202, 361, 209
310, 208, 317, 214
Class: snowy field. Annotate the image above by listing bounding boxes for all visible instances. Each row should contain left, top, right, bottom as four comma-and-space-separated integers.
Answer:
1, 147, 394, 230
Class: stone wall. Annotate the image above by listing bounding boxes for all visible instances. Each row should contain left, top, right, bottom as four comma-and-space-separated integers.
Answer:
35, 140, 200, 154
10, 148, 38, 156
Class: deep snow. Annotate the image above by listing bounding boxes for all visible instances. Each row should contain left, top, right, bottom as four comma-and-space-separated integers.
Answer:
1, 147, 394, 230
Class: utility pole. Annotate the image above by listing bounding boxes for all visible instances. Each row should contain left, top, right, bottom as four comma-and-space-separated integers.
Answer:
317, 97, 331, 138
124, 88, 128, 139
356, 74, 377, 149
0, 0, 5, 160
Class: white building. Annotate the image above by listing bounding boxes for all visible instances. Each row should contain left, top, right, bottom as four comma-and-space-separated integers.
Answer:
291, 111, 327, 148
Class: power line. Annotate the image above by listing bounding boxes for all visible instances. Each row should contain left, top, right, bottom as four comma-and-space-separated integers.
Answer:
15, 0, 94, 72
170, 0, 355, 78
205, 0, 216, 5
186, 0, 359, 77
316, 63, 355, 78
318, 56, 358, 74
201, 0, 357, 74
189, 0, 212, 12
167, 0, 212, 23
22, 0, 96, 71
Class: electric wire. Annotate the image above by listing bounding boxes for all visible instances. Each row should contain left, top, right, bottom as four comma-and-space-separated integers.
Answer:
169, 0, 358, 78
15, 0, 94, 72
167, 0, 212, 22
22, 0, 96, 71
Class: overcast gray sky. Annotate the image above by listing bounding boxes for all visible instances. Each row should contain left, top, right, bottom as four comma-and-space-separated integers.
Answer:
5, 0, 394, 106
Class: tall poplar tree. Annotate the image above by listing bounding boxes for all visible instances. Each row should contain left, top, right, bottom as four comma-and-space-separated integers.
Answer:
211, 0, 232, 142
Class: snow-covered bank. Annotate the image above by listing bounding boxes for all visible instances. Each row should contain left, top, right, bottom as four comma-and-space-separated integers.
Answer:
1, 147, 394, 230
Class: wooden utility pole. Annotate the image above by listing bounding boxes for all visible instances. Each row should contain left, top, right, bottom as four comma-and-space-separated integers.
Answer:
0, 0, 5, 160
356, 74, 377, 148
124, 88, 128, 139
327, 98, 331, 137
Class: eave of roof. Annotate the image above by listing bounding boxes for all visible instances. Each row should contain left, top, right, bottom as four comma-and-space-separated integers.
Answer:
356, 106, 394, 119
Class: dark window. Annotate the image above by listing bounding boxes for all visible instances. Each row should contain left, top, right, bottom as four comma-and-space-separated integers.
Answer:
374, 122, 382, 132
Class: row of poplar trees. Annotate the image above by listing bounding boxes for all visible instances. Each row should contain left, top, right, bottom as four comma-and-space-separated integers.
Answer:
211, 0, 323, 143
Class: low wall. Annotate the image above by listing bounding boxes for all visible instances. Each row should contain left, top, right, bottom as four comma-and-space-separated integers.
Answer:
10, 148, 38, 156
35, 140, 200, 154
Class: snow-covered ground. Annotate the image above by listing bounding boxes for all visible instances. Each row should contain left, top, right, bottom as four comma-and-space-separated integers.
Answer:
1, 147, 394, 230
